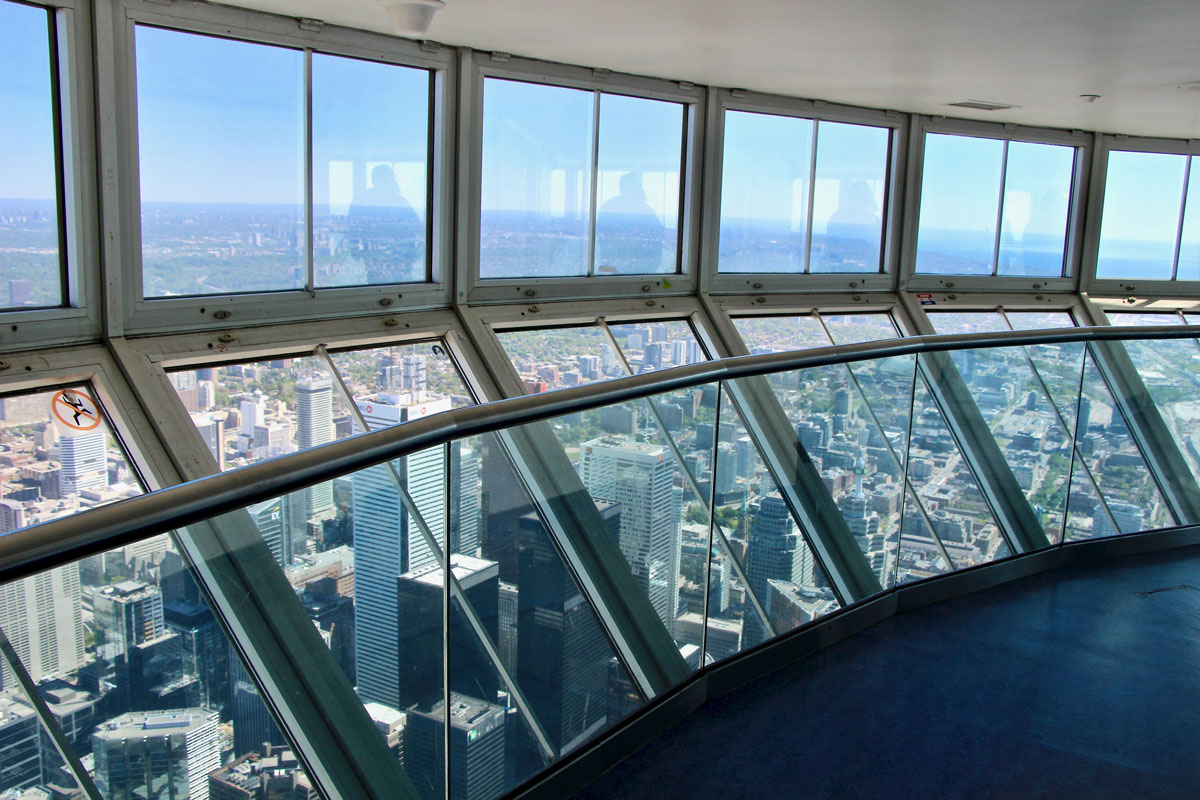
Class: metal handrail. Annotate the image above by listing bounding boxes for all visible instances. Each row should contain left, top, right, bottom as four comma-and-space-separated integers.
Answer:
1, 324, 1195, 582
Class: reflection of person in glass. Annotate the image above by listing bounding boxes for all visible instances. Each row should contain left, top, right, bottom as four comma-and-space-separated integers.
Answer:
347, 164, 423, 283
823, 180, 881, 267
595, 171, 666, 274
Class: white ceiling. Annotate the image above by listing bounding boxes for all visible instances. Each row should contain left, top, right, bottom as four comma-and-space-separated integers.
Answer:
228, 0, 1200, 140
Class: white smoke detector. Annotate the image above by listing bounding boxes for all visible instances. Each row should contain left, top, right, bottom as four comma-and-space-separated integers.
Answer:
379, 0, 445, 38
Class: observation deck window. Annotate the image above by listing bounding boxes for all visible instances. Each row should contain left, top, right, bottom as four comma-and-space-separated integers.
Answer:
718, 112, 889, 275
915, 134, 1075, 277
1097, 151, 1200, 282
478, 79, 685, 279
1, 0, 67, 310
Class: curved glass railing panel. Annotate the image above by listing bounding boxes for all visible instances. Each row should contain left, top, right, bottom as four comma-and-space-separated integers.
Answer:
1, 327, 1198, 800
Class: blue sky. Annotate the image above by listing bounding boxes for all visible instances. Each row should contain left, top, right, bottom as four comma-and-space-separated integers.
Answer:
1, 1, 57, 200
3, 12, 1194, 252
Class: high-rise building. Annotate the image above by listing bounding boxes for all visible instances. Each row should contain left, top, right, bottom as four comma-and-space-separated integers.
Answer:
402, 354, 428, 392
578, 437, 680, 634
92, 708, 220, 800
479, 436, 529, 584
230, 657, 285, 756
0, 564, 83, 691
0, 692, 41, 793
1093, 501, 1145, 538
247, 496, 292, 569
517, 504, 617, 753
190, 412, 224, 471
239, 395, 265, 438
295, 376, 336, 521
353, 392, 452, 710
744, 495, 806, 646
94, 581, 164, 659
58, 430, 108, 496
449, 441, 480, 557
404, 693, 506, 800
393, 554, 500, 711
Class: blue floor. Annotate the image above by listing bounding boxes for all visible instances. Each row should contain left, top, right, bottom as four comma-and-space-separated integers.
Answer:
573, 547, 1200, 799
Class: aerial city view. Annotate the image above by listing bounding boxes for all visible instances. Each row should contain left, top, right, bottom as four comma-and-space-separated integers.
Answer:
0, 303, 1188, 800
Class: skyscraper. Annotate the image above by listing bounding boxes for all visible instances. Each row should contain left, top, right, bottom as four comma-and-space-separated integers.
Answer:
296, 376, 336, 521
449, 441, 481, 557
190, 412, 224, 471
58, 430, 108, 496
92, 708, 220, 800
516, 504, 617, 753
744, 495, 806, 646
1092, 501, 1144, 538
353, 392, 451, 710
578, 437, 680, 635
247, 496, 292, 569
0, 564, 83, 691
393, 554, 500, 711
404, 693, 506, 800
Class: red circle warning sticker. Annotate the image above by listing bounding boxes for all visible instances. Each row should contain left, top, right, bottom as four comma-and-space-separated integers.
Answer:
51, 389, 102, 432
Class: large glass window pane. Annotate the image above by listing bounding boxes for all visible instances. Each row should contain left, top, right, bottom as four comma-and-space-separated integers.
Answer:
996, 141, 1074, 277
497, 326, 620, 393
915, 133, 1005, 275
137, 27, 305, 297
809, 121, 888, 274
447, 431, 645, 793
1176, 156, 1200, 281
0, 386, 317, 798
718, 111, 813, 273
479, 79, 593, 279
0, 0, 62, 309
1096, 151, 1187, 280
313, 54, 429, 287
594, 94, 682, 275
731, 315, 828, 354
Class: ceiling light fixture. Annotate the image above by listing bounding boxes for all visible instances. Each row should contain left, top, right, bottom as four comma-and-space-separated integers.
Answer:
379, 0, 445, 38
947, 99, 1019, 111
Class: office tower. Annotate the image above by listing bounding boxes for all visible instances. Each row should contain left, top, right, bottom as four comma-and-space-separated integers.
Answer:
170, 371, 200, 414
670, 340, 686, 365
353, 392, 451, 709
578, 354, 601, 379
685, 341, 703, 364
479, 435, 528, 583
744, 495, 805, 646
230, 657, 285, 756
450, 441, 481, 556
0, 692, 40, 792
405, 693, 506, 800
1076, 397, 1092, 439
190, 412, 224, 471
599, 405, 637, 434
1092, 501, 1145, 538
247, 496, 292, 569
497, 582, 518, 674
516, 504, 616, 753
735, 436, 755, 478
94, 581, 164, 658
295, 376, 336, 521
643, 342, 664, 369
392, 554, 499, 711
579, 437, 681, 635
162, 554, 232, 715
239, 395, 265, 438
0, 564, 83, 691
197, 380, 216, 410
252, 421, 292, 460
403, 354, 428, 392
92, 708, 220, 800
58, 430, 108, 496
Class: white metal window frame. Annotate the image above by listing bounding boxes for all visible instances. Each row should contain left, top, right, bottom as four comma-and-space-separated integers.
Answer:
102, 0, 456, 337
701, 89, 906, 297
900, 115, 1091, 295
0, 0, 104, 353
1081, 134, 1200, 298
896, 291, 1087, 336
459, 50, 706, 306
